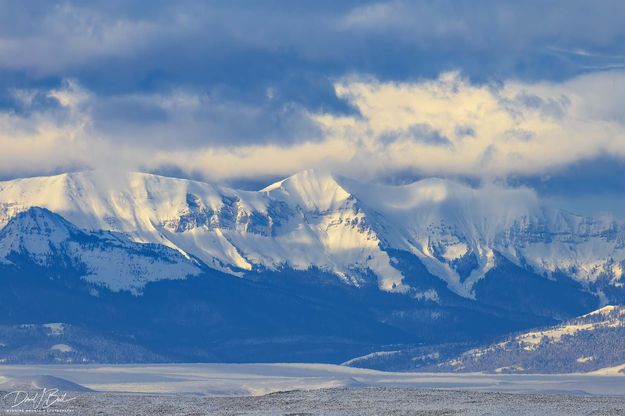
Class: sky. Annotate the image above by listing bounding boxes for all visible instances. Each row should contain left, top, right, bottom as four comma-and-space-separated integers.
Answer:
2, 1, 625, 216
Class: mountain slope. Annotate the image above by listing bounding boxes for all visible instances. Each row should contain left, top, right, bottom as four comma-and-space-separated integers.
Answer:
0, 171, 405, 293
1, 232, 526, 363
0, 207, 201, 293
430, 305, 625, 374
0, 169, 624, 362
0, 169, 623, 302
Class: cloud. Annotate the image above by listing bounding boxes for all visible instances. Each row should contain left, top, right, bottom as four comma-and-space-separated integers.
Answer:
3, 70, 625, 186
1, 2, 624, 170
380, 124, 452, 147
1, 1, 625, 97
340, 1, 401, 29
0, 80, 329, 180
0, 3, 160, 74
313, 70, 625, 179
3, 2, 625, 216
88, 89, 322, 148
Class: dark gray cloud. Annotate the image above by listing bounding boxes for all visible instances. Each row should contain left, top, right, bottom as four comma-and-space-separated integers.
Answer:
504, 129, 535, 142
502, 92, 570, 123
380, 123, 451, 147
88, 89, 323, 148
455, 125, 475, 138
2, 1, 625, 94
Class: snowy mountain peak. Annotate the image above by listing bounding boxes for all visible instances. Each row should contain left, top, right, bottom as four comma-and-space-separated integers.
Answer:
2, 206, 71, 235
1, 170, 625, 299
0, 207, 73, 258
0, 206, 201, 293
262, 168, 352, 213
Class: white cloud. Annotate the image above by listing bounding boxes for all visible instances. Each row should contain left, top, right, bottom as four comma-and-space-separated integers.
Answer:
313, 70, 625, 179
340, 1, 402, 30
3, 70, 625, 184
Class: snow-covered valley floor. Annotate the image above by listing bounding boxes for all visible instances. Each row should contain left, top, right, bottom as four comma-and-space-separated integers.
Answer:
3, 387, 625, 415
0, 364, 625, 414
17, 388, 624, 416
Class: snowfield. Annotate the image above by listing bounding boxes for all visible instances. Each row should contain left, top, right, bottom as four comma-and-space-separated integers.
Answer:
0, 364, 625, 415
0, 363, 625, 396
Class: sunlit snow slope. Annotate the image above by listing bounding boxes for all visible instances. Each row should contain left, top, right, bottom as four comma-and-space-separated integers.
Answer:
1, 169, 624, 299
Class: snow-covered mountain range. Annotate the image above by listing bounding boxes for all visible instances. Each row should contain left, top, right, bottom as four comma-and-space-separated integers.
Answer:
1, 169, 624, 362
0, 169, 623, 299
